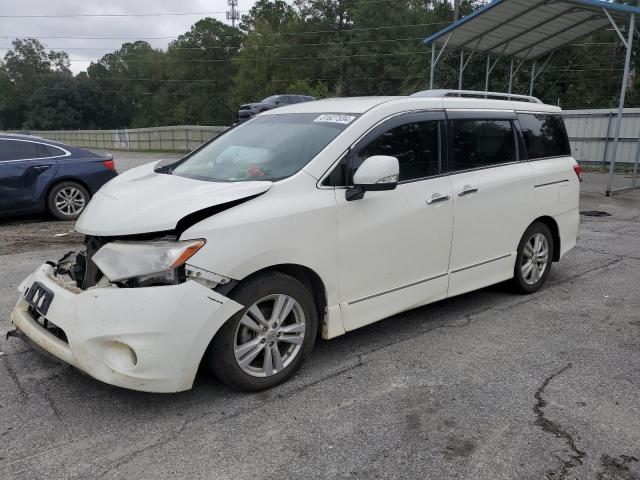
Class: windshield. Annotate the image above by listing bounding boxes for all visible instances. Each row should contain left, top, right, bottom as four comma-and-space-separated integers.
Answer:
261, 95, 280, 103
161, 113, 357, 182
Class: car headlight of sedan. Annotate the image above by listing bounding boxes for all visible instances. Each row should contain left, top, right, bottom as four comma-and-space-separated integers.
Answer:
92, 240, 205, 285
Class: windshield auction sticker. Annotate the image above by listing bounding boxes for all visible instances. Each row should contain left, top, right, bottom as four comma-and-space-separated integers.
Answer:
314, 114, 356, 125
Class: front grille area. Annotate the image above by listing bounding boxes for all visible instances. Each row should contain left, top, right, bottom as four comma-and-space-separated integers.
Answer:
28, 306, 69, 344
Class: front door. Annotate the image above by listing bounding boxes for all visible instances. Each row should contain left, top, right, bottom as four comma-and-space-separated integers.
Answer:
333, 112, 454, 331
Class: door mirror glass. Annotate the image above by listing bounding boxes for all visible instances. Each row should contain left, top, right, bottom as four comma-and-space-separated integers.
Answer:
346, 155, 399, 201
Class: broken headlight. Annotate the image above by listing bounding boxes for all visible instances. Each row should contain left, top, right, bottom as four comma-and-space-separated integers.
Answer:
92, 239, 205, 285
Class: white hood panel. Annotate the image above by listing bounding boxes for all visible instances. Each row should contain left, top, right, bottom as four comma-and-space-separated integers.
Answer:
75, 162, 272, 236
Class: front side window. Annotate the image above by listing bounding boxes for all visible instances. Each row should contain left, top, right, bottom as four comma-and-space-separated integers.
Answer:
0, 140, 41, 161
447, 119, 516, 172
517, 113, 571, 160
159, 113, 356, 182
354, 121, 441, 182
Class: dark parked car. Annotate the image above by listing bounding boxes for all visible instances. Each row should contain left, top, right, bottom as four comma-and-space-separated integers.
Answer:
238, 94, 315, 122
0, 134, 117, 220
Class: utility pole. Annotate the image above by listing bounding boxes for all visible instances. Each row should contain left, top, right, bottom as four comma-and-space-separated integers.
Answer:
226, 0, 240, 28
453, 0, 461, 22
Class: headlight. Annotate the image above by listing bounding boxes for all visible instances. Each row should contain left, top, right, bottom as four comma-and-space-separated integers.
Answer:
92, 240, 205, 283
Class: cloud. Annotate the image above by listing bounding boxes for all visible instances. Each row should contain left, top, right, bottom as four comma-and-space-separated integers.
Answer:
0, 0, 257, 73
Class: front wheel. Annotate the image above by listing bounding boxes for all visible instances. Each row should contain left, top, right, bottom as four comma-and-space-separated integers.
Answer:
206, 272, 317, 391
512, 222, 554, 294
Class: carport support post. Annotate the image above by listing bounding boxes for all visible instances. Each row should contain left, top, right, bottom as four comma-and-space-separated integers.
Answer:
529, 61, 537, 96
607, 13, 635, 195
485, 54, 491, 94
633, 132, 640, 188
459, 49, 464, 90
508, 58, 514, 94
430, 44, 436, 89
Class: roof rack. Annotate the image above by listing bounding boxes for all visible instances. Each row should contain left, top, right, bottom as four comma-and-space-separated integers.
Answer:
410, 89, 542, 104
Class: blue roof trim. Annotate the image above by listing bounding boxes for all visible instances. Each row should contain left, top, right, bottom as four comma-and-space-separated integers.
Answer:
566, 0, 640, 15
422, 0, 504, 45
423, 0, 640, 46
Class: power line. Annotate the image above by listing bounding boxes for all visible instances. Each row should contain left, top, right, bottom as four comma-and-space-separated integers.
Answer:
0, 0, 404, 18
55, 50, 433, 63
0, 10, 248, 18
0, 36, 432, 52
0, 21, 449, 41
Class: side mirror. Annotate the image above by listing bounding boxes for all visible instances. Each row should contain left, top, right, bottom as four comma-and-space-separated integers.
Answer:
346, 155, 399, 201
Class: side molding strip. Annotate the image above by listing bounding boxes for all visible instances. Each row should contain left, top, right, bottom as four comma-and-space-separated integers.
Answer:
451, 253, 512, 274
347, 273, 448, 305
534, 179, 569, 188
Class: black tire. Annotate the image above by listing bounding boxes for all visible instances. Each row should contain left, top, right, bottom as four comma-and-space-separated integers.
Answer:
47, 181, 90, 221
512, 222, 554, 294
206, 271, 318, 392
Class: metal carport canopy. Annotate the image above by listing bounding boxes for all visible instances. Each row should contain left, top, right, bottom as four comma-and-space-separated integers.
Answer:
423, 0, 640, 195
423, 0, 638, 60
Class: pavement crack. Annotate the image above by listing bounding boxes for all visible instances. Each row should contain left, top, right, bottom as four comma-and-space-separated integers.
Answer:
2, 357, 28, 400
533, 362, 585, 479
596, 454, 639, 480
96, 420, 189, 478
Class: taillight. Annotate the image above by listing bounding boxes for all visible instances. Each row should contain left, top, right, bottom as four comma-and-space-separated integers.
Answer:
103, 159, 115, 172
573, 164, 583, 182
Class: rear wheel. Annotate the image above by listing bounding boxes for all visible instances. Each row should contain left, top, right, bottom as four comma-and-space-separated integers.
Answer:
206, 271, 317, 391
47, 181, 90, 220
512, 222, 554, 294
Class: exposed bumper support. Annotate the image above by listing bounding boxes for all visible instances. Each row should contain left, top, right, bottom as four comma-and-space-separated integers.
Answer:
10, 264, 243, 393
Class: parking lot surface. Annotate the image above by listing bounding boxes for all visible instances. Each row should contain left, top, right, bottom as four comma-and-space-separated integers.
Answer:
1, 163, 639, 479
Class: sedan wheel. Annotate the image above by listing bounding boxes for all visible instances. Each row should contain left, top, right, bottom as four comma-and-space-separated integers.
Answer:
47, 182, 90, 220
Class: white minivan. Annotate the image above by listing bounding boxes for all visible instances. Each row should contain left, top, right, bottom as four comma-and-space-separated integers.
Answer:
11, 90, 581, 392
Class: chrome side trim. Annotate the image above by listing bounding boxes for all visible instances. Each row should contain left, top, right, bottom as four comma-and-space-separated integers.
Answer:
534, 179, 569, 188
346, 272, 448, 305
451, 253, 513, 274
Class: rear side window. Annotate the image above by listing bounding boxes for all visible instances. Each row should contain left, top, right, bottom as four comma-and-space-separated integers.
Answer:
355, 121, 441, 182
517, 113, 571, 159
0, 140, 41, 161
41, 144, 66, 157
447, 119, 516, 172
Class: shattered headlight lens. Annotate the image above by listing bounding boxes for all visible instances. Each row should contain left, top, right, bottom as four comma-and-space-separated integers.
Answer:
92, 240, 205, 283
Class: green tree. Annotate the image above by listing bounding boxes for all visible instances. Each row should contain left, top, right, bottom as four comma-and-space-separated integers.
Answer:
1, 38, 72, 129
165, 18, 243, 126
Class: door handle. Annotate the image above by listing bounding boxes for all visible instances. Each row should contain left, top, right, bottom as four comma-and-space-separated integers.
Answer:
458, 186, 479, 197
426, 194, 451, 205
32, 165, 52, 171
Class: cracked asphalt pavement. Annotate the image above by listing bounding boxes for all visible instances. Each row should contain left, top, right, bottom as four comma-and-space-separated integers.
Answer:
1, 161, 639, 479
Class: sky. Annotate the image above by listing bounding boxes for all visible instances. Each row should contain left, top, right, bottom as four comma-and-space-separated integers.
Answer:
0, 0, 263, 73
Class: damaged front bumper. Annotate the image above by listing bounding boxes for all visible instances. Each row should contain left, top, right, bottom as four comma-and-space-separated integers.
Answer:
10, 263, 243, 393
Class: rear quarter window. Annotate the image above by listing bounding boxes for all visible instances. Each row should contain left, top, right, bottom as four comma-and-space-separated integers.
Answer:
517, 113, 571, 160
42, 144, 66, 157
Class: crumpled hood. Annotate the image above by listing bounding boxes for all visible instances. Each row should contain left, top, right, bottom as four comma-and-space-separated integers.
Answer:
75, 161, 272, 236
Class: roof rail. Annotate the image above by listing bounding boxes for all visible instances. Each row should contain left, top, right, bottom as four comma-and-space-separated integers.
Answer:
410, 89, 543, 104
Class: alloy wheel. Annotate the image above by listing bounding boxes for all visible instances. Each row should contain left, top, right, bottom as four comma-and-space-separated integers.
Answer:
54, 187, 86, 216
233, 294, 306, 378
521, 232, 549, 285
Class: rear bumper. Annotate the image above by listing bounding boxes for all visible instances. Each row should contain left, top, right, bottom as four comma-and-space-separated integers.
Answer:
11, 264, 242, 393
555, 207, 579, 258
